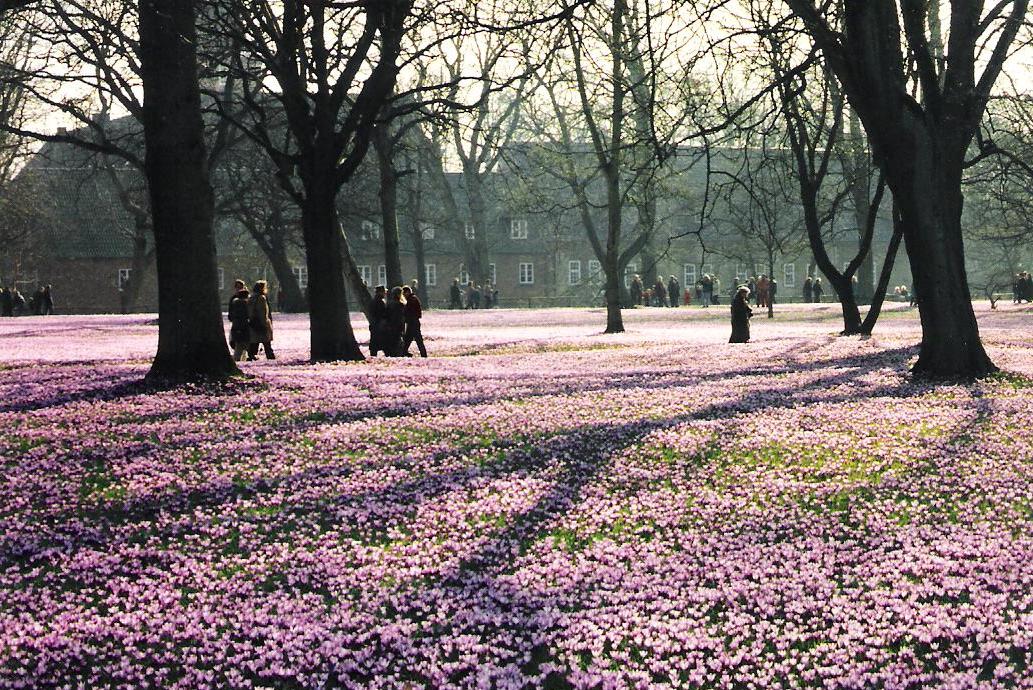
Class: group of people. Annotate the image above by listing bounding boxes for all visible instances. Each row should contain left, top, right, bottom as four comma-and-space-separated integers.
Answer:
630, 275, 686, 308
449, 279, 499, 310
744, 275, 778, 308
0, 285, 53, 316
1014, 272, 1032, 303
227, 280, 276, 361
369, 281, 426, 358
801, 276, 825, 303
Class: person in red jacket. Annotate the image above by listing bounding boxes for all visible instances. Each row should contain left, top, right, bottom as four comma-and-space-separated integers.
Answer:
401, 285, 427, 357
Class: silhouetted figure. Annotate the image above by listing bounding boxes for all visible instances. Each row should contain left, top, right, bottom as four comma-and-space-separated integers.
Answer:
700, 274, 714, 307
449, 279, 462, 309
384, 286, 406, 357
402, 285, 427, 358
802, 276, 813, 303
41, 285, 54, 315
653, 278, 667, 307
247, 280, 275, 360
812, 278, 824, 303
630, 274, 643, 306
668, 275, 680, 307
227, 279, 251, 361
11, 288, 26, 316
369, 285, 388, 357
0, 288, 10, 316
729, 286, 753, 343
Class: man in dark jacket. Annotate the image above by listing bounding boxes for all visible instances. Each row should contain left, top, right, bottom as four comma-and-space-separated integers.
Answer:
630, 274, 643, 306
227, 280, 251, 361
369, 285, 388, 357
402, 285, 427, 357
449, 279, 462, 309
668, 275, 680, 307
41, 285, 54, 315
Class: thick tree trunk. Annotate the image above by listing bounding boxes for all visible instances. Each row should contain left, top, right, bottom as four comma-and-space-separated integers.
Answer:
860, 217, 903, 335
889, 147, 996, 377
301, 179, 363, 362
138, 0, 237, 382
374, 127, 403, 288
119, 235, 152, 314
832, 278, 863, 334
465, 170, 489, 286
603, 167, 624, 333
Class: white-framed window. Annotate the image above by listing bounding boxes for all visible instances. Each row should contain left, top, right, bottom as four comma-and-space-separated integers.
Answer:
464, 222, 476, 240
425, 263, 437, 287
217, 267, 225, 290
568, 260, 582, 285
489, 263, 496, 285
623, 262, 638, 288
783, 263, 796, 288
683, 263, 697, 287
292, 265, 308, 289
378, 265, 387, 286
421, 223, 435, 240
755, 264, 766, 278
510, 218, 529, 240
588, 259, 601, 282
361, 219, 380, 241
459, 264, 470, 286
117, 268, 132, 289
701, 263, 713, 278
519, 262, 534, 284
254, 266, 267, 281
358, 265, 372, 286
736, 264, 748, 281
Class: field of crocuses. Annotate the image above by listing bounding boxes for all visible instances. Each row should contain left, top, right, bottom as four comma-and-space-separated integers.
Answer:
2, 303, 1032, 689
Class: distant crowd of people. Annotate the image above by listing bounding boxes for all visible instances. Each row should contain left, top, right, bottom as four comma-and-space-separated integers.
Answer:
1014, 272, 1032, 303
0, 285, 53, 316
449, 279, 499, 309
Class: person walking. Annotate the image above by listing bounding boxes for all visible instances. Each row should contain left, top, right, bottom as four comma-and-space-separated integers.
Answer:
227, 280, 251, 361
0, 288, 9, 317
630, 274, 643, 306
729, 286, 753, 343
701, 274, 713, 307
812, 278, 824, 303
402, 285, 427, 357
247, 280, 275, 360
768, 278, 778, 307
368, 285, 387, 357
41, 285, 54, 315
383, 286, 406, 357
668, 275, 680, 307
653, 277, 668, 307
802, 276, 813, 303
449, 278, 462, 309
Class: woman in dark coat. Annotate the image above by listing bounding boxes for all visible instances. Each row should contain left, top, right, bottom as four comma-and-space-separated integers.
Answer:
729, 286, 753, 343
382, 286, 406, 357
248, 280, 275, 360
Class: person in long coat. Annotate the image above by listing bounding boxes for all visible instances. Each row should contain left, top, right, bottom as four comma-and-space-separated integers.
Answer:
368, 285, 387, 357
402, 285, 427, 357
383, 286, 407, 357
802, 276, 813, 303
812, 278, 824, 303
668, 275, 680, 307
630, 274, 643, 306
729, 286, 753, 343
227, 280, 251, 361
247, 280, 275, 360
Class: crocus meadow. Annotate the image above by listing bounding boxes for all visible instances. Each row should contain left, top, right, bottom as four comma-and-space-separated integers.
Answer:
1, 303, 1031, 689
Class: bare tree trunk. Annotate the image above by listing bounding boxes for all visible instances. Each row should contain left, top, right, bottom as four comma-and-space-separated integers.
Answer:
374, 125, 403, 288
301, 173, 363, 362
891, 152, 995, 376
860, 211, 904, 335
138, 0, 237, 382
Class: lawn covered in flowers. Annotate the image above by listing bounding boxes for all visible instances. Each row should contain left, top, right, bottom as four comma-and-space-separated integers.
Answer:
1, 303, 1032, 689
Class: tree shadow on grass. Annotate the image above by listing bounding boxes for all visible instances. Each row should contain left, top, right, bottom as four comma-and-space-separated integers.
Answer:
0, 346, 925, 576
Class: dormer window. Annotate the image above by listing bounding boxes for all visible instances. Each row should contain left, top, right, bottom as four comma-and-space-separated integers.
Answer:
510, 218, 528, 240
361, 220, 380, 241
421, 223, 436, 240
